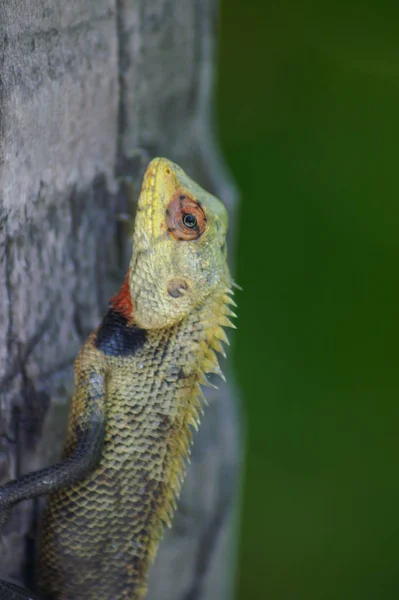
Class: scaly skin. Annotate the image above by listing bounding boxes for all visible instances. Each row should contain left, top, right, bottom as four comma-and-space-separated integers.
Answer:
0, 158, 235, 599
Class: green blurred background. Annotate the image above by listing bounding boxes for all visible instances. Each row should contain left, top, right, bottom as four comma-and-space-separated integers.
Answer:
217, 2, 399, 598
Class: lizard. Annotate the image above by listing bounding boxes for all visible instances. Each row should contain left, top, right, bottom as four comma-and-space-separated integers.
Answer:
0, 157, 236, 600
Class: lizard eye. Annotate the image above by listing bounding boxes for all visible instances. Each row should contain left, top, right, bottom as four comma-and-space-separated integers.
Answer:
182, 213, 197, 228
166, 192, 207, 240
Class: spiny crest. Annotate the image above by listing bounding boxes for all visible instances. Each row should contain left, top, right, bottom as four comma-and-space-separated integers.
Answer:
173, 281, 237, 455
150, 283, 238, 557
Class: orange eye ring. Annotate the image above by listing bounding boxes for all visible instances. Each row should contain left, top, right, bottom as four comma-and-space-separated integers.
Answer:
166, 191, 207, 241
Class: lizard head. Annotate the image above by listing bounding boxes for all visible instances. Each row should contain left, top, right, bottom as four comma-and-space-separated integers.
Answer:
129, 157, 230, 329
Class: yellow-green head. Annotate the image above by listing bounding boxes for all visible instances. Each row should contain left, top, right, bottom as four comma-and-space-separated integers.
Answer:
130, 158, 230, 329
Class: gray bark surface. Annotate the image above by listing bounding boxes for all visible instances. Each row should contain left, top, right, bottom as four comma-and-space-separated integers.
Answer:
0, 2, 240, 599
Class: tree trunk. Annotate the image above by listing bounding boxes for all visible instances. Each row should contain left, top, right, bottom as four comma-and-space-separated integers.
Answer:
0, 1, 240, 599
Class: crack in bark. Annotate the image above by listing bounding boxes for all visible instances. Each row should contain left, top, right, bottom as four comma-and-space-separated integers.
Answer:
4, 235, 13, 363
115, 0, 128, 174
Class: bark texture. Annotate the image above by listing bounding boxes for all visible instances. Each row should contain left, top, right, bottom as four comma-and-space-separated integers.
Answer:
0, 2, 240, 599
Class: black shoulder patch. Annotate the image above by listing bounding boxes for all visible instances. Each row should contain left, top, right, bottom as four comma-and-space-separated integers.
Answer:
95, 309, 147, 357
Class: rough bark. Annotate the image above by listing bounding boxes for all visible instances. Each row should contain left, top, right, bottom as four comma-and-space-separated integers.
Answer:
0, 2, 240, 599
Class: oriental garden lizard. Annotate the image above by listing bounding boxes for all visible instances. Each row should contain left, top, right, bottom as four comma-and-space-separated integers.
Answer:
0, 158, 236, 600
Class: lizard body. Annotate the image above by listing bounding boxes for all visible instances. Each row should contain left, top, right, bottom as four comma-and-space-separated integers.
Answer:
0, 158, 235, 599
